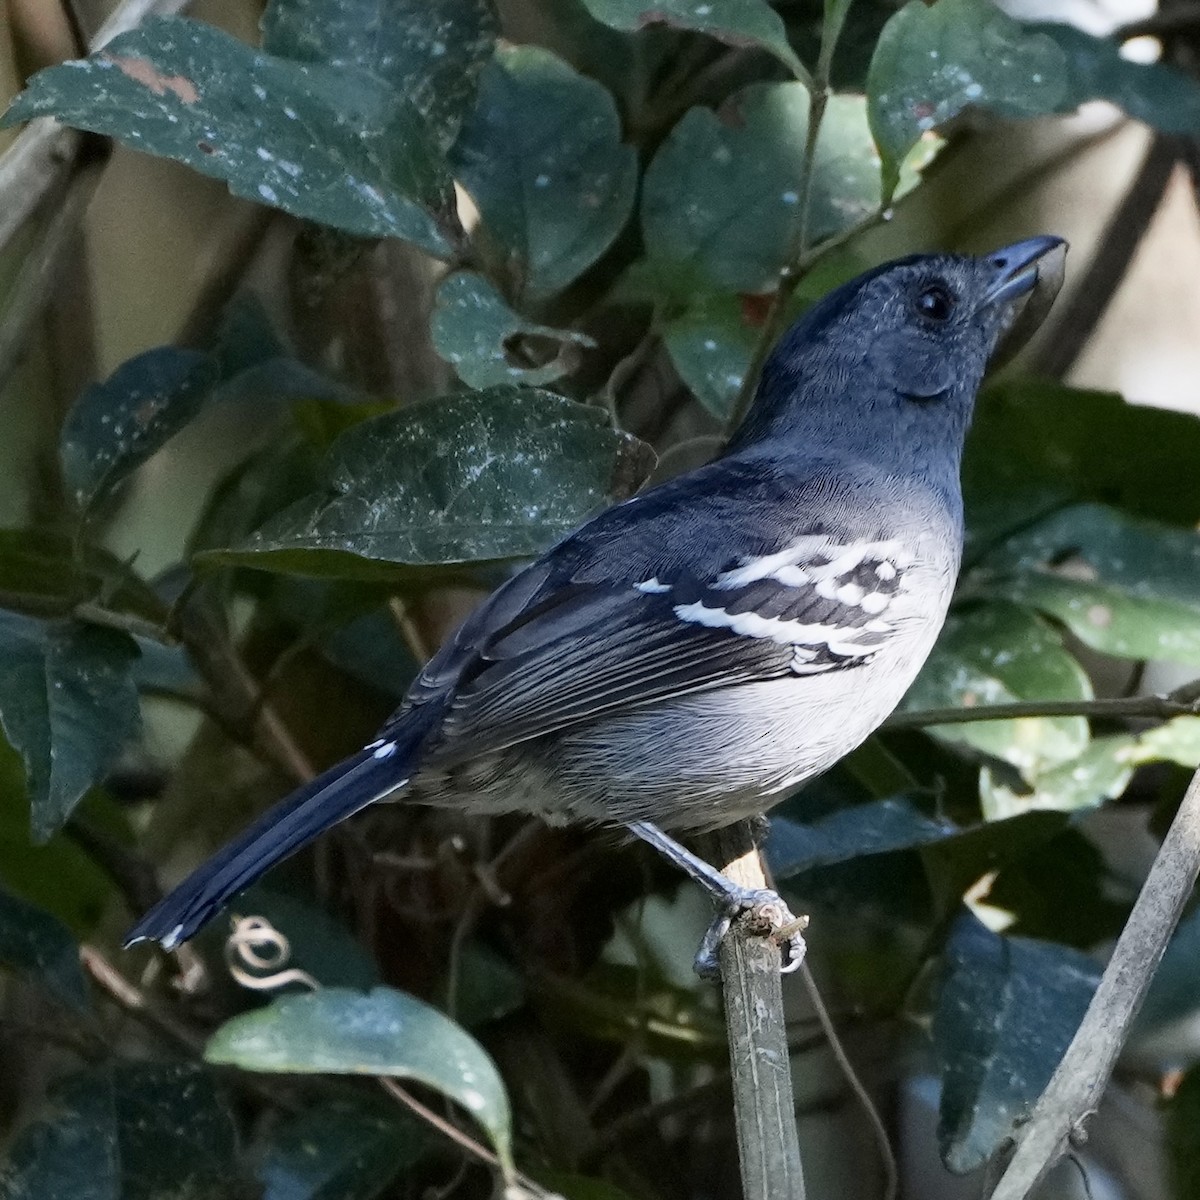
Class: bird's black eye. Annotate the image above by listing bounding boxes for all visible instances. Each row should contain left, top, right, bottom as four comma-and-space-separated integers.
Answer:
914, 283, 954, 322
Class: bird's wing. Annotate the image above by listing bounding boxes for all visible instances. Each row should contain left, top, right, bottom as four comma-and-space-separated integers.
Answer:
397, 458, 915, 764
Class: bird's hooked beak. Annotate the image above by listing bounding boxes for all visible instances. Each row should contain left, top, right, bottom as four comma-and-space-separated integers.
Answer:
981, 235, 1067, 366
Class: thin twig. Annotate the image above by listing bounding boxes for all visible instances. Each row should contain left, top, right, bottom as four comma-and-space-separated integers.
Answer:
799, 964, 898, 1200
986, 762, 1200, 1199
714, 822, 806, 1200
1116, 4, 1200, 40
887, 681, 1200, 730
1032, 133, 1179, 380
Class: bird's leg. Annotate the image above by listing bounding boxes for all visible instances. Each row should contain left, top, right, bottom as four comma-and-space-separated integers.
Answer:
626, 820, 807, 978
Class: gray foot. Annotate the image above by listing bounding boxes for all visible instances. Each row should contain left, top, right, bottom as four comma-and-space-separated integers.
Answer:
627, 821, 808, 978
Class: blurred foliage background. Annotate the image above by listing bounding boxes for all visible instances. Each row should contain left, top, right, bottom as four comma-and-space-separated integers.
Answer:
3, 0, 1200, 1197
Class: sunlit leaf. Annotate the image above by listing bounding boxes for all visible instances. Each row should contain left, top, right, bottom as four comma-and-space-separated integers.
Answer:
867, 0, 1066, 195
206, 985, 514, 1173
905, 602, 1091, 778
451, 45, 637, 301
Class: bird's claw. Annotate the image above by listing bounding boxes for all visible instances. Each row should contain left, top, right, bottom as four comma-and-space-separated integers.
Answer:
693, 886, 809, 979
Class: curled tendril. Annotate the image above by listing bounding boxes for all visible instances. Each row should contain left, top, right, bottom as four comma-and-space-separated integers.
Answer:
223, 915, 319, 992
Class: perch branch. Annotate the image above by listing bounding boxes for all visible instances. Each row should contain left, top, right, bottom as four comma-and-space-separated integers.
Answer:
987, 761, 1200, 1199
713, 823, 806, 1200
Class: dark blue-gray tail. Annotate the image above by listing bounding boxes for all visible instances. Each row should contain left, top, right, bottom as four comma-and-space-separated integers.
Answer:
125, 735, 415, 950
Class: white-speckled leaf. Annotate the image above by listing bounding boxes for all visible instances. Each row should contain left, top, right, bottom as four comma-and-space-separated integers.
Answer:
198, 388, 654, 581
261, 0, 498, 149
1, 18, 459, 252
867, 0, 1065, 196
451, 45, 637, 302
205, 986, 513, 1174
577, 0, 808, 80
431, 272, 595, 389
642, 85, 937, 292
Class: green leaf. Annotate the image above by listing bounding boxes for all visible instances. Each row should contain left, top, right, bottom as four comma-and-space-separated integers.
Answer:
259, 1097, 425, 1200
0, 887, 88, 1010
198, 388, 654, 581
1036, 22, 1200, 136
867, 0, 1066, 195
964, 383, 1200, 540
905, 602, 1091, 777
261, 0, 498, 149
0, 1063, 240, 1200
448, 941, 525, 1028
205, 985, 514, 1174
451, 45, 637, 302
540, 1174, 640, 1200
934, 911, 1099, 1173
577, 0, 809, 80
0, 614, 140, 841
431, 271, 595, 389
642, 85, 936, 292
768, 794, 956, 878
61, 347, 216, 512
980, 504, 1200, 665
0, 529, 166, 623
2, 18, 459, 253
661, 292, 758, 420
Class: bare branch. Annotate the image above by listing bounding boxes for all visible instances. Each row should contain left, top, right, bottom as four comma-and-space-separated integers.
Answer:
987, 762, 1200, 1198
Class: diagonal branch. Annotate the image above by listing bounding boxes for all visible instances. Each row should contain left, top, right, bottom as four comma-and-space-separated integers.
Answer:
987, 761, 1200, 1199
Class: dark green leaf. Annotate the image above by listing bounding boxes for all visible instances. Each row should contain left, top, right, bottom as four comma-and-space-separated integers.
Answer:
205, 985, 513, 1173
964, 383, 1200, 541
540, 1173, 640, 1200
1036, 22, 1200, 136
1168, 1068, 1200, 1200
867, 0, 1066, 195
642, 85, 936, 292
259, 1097, 425, 1200
198, 388, 655, 581
451, 45, 637, 301
768, 794, 956, 879
934, 911, 1098, 1172
905, 602, 1091, 779
0, 529, 166, 623
577, 0, 808, 79
0, 1063, 240, 1200
61, 348, 214, 513
431, 271, 595, 388
0, 887, 88, 1010
262, 0, 498, 149
447, 941, 525, 1027
662, 293, 758, 419
0, 614, 140, 841
0, 748, 116, 932
2, 18, 458, 252
238, 887, 381, 990
1134, 899, 1200, 1041
979, 504, 1200, 665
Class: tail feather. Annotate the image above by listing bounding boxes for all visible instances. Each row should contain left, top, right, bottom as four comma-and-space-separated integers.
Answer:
125, 738, 412, 950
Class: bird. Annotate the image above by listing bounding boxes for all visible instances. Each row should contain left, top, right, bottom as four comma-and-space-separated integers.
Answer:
126, 236, 1066, 972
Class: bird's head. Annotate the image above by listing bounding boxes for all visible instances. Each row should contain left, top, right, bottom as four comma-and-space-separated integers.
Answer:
733, 236, 1066, 480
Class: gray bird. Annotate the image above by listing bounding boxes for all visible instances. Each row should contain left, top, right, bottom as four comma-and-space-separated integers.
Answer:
126, 236, 1066, 972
